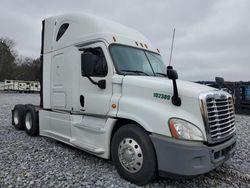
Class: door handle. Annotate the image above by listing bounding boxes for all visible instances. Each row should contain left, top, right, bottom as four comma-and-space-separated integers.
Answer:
80, 95, 84, 107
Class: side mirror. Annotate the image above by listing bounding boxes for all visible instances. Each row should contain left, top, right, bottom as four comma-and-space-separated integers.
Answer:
215, 77, 224, 89
167, 66, 178, 80
98, 80, 106, 89
81, 51, 107, 89
166, 66, 181, 106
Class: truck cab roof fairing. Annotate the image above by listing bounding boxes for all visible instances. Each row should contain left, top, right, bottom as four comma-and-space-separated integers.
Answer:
43, 13, 157, 54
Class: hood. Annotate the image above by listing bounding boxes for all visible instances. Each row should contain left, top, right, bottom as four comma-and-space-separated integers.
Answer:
122, 76, 216, 99
117, 75, 214, 139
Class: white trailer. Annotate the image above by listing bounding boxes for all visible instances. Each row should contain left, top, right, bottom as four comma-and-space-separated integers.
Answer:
4, 80, 40, 93
25, 81, 40, 92
4, 80, 14, 91
0, 82, 4, 91
11, 13, 236, 185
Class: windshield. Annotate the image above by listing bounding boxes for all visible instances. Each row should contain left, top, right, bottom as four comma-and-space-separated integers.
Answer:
110, 45, 166, 76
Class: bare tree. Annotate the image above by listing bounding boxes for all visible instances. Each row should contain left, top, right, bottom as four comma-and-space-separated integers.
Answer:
0, 37, 40, 81
0, 37, 16, 81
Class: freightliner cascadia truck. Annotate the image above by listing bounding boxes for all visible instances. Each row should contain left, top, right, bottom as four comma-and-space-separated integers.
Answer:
11, 13, 236, 185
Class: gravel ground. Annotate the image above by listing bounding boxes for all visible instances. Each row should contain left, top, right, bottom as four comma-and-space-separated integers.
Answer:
0, 93, 249, 188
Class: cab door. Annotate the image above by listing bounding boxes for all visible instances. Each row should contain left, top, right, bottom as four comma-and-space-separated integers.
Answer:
78, 42, 113, 116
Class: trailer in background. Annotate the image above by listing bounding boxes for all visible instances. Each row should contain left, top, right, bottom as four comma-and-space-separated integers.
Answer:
4, 80, 40, 93
234, 82, 250, 115
197, 80, 250, 115
0, 82, 4, 91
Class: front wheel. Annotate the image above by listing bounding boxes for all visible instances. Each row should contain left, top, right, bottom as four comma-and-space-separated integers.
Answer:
111, 124, 157, 185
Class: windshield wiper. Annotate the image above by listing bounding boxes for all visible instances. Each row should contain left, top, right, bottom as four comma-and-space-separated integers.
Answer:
155, 72, 167, 77
120, 70, 149, 76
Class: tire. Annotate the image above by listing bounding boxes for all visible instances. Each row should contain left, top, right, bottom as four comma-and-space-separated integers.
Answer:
111, 124, 157, 185
12, 104, 26, 130
24, 104, 39, 136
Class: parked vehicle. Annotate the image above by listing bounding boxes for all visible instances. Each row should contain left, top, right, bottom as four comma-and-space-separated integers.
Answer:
11, 13, 236, 185
4, 80, 40, 93
0, 82, 4, 91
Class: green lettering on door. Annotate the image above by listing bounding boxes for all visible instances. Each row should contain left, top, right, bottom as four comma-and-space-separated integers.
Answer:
153, 93, 171, 100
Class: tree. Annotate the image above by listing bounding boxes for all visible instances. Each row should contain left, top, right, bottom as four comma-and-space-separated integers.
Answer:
14, 57, 40, 81
0, 37, 41, 82
0, 37, 16, 81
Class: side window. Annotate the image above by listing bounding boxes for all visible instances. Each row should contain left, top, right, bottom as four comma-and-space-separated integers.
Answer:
81, 48, 108, 77
56, 23, 69, 41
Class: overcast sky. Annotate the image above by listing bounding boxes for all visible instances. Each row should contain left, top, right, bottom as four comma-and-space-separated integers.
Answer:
1, 0, 249, 81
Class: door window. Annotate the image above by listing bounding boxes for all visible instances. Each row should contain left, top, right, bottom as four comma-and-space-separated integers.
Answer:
81, 48, 108, 77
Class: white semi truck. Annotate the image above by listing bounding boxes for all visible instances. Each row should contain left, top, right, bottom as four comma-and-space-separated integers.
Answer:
11, 13, 236, 185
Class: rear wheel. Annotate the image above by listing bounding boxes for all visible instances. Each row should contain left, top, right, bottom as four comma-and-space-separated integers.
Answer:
12, 104, 26, 130
24, 105, 39, 136
111, 124, 157, 185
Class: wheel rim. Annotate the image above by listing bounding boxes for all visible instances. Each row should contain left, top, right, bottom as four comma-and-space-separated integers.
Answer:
25, 112, 32, 130
13, 110, 19, 125
118, 138, 143, 173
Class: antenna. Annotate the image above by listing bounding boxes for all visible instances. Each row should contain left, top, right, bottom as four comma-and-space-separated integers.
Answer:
168, 28, 175, 66
167, 28, 181, 106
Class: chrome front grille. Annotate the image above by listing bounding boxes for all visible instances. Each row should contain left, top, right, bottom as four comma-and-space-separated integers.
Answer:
200, 91, 236, 144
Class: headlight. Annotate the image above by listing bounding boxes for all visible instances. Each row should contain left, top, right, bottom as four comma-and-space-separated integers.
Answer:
168, 118, 204, 141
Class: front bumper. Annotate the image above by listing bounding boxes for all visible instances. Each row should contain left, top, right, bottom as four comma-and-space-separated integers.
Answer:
150, 134, 236, 177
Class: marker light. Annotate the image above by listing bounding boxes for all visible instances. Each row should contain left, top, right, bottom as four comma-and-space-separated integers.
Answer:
113, 36, 116, 42
169, 120, 179, 138
112, 103, 117, 109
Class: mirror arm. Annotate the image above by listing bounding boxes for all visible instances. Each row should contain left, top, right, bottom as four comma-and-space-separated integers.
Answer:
86, 76, 106, 89
87, 76, 98, 85
172, 79, 181, 106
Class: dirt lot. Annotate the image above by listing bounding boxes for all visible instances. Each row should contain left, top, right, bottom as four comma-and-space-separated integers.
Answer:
0, 93, 249, 187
